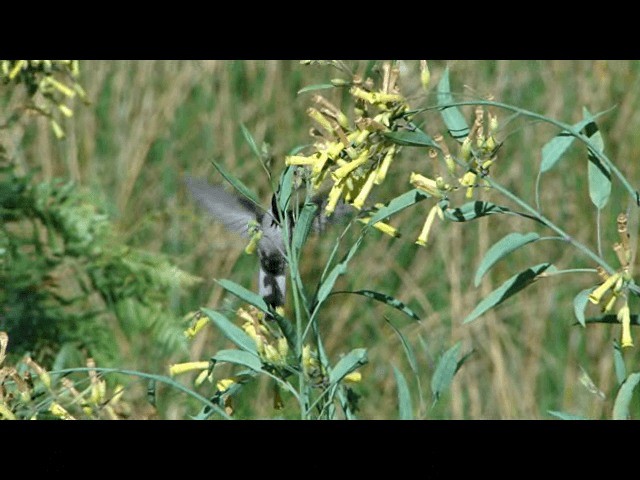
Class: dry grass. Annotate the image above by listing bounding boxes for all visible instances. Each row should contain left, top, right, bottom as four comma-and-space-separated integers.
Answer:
5, 60, 640, 419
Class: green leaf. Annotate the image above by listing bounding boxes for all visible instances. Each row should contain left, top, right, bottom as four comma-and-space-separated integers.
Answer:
333, 289, 420, 321
474, 232, 540, 286
613, 372, 640, 420
215, 278, 269, 313
584, 314, 640, 325
314, 236, 364, 309
431, 342, 461, 403
368, 189, 429, 227
277, 165, 295, 213
573, 288, 593, 327
540, 118, 594, 173
329, 348, 368, 385
212, 349, 262, 371
393, 365, 413, 420
292, 200, 318, 256
437, 67, 470, 142
444, 201, 539, 223
385, 317, 419, 376
382, 129, 437, 148
463, 263, 553, 324
211, 160, 260, 206
201, 307, 258, 355
547, 410, 589, 420
239, 123, 261, 160
613, 341, 627, 387
297, 83, 335, 95
583, 107, 611, 210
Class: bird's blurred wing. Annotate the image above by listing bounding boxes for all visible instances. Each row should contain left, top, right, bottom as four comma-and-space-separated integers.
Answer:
185, 176, 261, 237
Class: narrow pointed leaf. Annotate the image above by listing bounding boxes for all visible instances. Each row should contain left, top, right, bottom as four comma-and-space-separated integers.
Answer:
437, 67, 470, 142
463, 263, 554, 324
583, 107, 611, 210
277, 165, 295, 213
333, 290, 420, 321
240, 123, 261, 160
211, 160, 260, 206
573, 288, 593, 327
329, 348, 368, 385
216, 278, 269, 313
212, 349, 262, 371
297, 83, 335, 95
474, 232, 540, 286
540, 118, 594, 173
393, 365, 413, 420
444, 201, 543, 224
613, 372, 640, 420
292, 200, 318, 255
547, 410, 589, 420
201, 307, 258, 355
385, 317, 419, 375
382, 129, 437, 147
613, 341, 627, 387
431, 342, 461, 403
368, 189, 429, 226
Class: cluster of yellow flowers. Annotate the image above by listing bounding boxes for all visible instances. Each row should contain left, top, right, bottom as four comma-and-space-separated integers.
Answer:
0, 332, 125, 420
588, 213, 635, 348
410, 104, 501, 246
286, 62, 411, 237
0, 60, 87, 139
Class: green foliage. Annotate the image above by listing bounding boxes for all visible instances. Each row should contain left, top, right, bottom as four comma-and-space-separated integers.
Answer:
0, 159, 199, 367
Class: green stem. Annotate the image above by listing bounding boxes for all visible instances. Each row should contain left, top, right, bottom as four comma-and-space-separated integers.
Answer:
486, 178, 617, 274
47, 367, 231, 419
417, 101, 639, 205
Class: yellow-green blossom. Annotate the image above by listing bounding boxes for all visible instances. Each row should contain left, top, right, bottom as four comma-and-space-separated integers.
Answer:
619, 301, 633, 348
216, 378, 235, 392
589, 272, 622, 305
344, 371, 362, 383
169, 361, 209, 377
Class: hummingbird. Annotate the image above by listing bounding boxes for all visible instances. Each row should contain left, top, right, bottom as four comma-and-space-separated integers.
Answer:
185, 175, 347, 312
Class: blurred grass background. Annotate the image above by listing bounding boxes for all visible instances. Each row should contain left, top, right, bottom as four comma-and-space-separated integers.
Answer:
3, 60, 640, 419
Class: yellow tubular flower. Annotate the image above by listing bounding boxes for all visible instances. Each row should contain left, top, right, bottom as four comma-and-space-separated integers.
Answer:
8, 60, 26, 80
49, 402, 75, 420
375, 145, 396, 185
619, 301, 633, 348
286, 154, 319, 166
588, 272, 621, 305
277, 337, 289, 359
332, 149, 370, 181
169, 361, 209, 377
216, 378, 235, 392
416, 205, 440, 247
263, 344, 283, 365
325, 181, 345, 216
352, 170, 377, 210
344, 372, 362, 383
410, 172, 442, 198
195, 369, 210, 387
184, 316, 208, 339
460, 137, 472, 161
242, 322, 264, 353
307, 107, 333, 133
357, 217, 400, 238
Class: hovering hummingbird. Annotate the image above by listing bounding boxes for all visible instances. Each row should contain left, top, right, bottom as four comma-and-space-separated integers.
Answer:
185, 175, 348, 312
